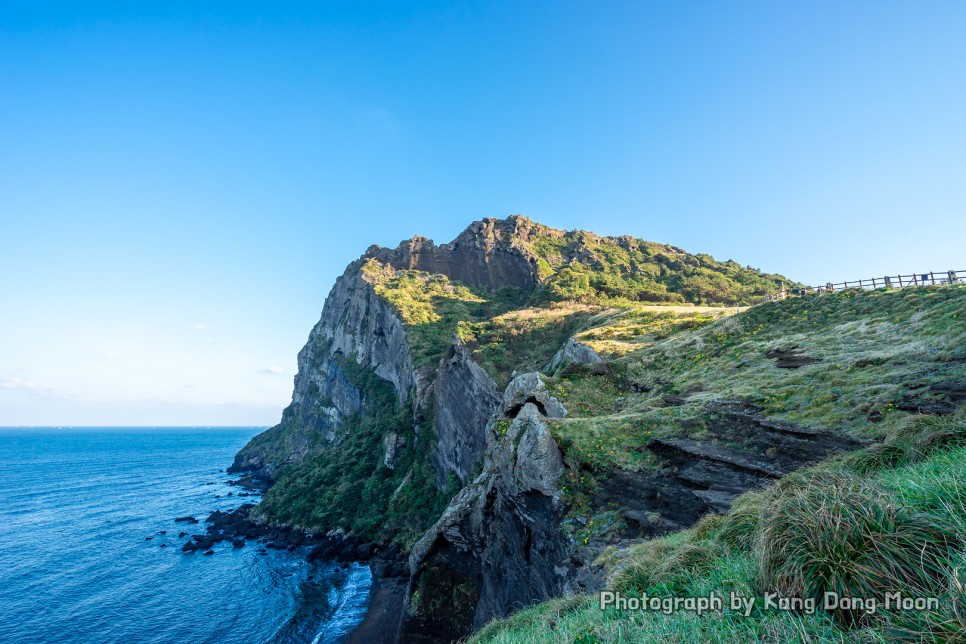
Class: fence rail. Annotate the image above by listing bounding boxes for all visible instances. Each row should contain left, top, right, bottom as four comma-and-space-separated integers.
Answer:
765, 269, 965, 301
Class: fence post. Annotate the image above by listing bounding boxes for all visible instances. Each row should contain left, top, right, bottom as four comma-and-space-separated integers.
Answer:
950, 271, 958, 284
930, 272, 935, 285
898, 275, 903, 287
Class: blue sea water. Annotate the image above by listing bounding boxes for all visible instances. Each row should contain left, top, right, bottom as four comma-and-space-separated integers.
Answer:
0, 427, 371, 644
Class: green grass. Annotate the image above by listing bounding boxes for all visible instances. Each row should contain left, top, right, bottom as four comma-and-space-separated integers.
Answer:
757, 470, 959, 627
473, 412, 966, 643
456, 304, 606, 387
472, 287, 966, 643
546, 286, 966, 491
365, 261, 528, 369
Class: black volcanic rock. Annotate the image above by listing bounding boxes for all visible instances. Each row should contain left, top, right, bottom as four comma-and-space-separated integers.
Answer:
356, 543, 375, 561
339, 546, 358, 563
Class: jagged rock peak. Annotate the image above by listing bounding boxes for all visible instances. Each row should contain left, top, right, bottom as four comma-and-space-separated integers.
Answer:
363, 215, 561, 291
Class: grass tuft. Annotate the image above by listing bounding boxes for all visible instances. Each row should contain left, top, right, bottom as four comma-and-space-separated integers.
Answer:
758, 471, 960, 627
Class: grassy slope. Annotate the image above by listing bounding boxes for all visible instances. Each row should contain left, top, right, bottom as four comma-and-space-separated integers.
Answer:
474, 285, 966, 642
549, 285, 965, 477
363, 214, 793, 387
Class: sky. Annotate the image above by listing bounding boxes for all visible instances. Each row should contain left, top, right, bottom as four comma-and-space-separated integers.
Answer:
1, 2, 964, 425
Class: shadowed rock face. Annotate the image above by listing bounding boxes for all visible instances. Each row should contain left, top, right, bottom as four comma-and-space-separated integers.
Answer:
231, 217, 552, 483
404, 375, 572, 641
432, 338, 500, 486
364, 215, 553, 291
232, 216, 572, 486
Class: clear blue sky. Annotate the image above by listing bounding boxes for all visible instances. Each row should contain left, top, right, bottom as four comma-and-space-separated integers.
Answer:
2, 2, 964, 425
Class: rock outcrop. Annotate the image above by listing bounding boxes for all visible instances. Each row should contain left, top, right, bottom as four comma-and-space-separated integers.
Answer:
364, 215, 555, 291
432, 337, 501, 486
403, 374, 573, 639
545, 337, 602, 374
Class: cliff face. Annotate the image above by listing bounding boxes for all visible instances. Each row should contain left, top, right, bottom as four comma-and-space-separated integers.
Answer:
431, 338, 500, 486
232, 215, 555, 483
364, 215, 552, 291
403, 373, 575, 639
230, 259, 415, 481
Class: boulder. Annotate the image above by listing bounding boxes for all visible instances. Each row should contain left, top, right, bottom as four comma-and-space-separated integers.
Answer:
356, 543, 376, 561
339, 546, 358, 563
544, 337, 602, 373
373, 563, 391, 578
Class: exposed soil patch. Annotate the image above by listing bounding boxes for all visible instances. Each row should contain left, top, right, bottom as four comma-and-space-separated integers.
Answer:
765, 347, 820, 369
897, 382, 966, 415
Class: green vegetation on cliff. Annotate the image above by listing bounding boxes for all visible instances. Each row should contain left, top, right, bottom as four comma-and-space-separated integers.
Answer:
549, 285, 965, 476
254, 354, 458, 545
524, 227, 794, 305
363, 219, 794, 382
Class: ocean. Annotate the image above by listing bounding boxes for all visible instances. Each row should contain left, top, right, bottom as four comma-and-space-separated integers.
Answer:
0, 427, 371, 644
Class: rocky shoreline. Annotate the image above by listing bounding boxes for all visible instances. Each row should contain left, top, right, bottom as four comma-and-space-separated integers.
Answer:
180, 503, 407, 573
169, 499, 409, 639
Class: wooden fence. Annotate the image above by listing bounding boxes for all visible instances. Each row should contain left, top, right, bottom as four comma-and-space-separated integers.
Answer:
765, 269, 964, 301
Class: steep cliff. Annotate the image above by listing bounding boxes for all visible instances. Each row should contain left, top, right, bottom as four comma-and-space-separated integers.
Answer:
431, 337, 500, 486
229, 258, 414, 482
364, 216, 548, 291
403, 373, 577, 639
